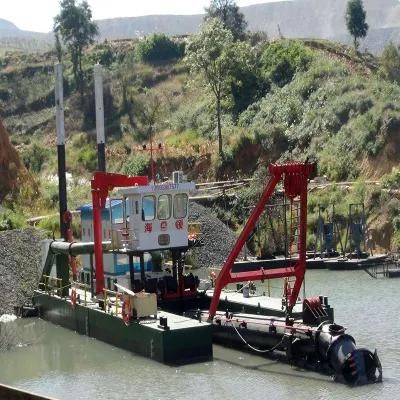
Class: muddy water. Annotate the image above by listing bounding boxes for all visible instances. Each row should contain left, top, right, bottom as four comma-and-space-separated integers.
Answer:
0, 270, 398, 400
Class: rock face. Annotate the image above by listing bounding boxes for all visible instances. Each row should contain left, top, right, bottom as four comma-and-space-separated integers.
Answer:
0, 228, 46, 315
0, 119, 28, 202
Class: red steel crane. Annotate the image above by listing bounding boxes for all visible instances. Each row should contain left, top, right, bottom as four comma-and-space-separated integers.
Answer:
208, 161, 315, 320
91, 171, 148, 295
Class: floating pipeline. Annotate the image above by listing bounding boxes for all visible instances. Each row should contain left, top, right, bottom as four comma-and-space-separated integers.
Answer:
195, 310, 382, 386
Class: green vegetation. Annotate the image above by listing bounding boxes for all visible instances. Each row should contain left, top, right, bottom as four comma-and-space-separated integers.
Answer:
2, 13, 400, 249
0, 209, 26, 231
381, 168, 400, 189
379, 42, 400, 83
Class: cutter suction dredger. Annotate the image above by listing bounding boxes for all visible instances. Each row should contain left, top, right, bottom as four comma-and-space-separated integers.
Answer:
202, 161, 382, 385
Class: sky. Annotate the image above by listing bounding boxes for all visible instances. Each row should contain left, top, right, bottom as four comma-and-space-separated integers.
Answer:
0, 0, 287, 33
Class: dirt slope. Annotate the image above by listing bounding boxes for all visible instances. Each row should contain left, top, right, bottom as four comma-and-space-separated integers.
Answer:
0, 119, 28, 202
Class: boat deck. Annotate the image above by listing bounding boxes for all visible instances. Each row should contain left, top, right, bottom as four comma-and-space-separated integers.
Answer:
205, 289, 303, 317
325, 255, 387, 270
69, 288, 204, 330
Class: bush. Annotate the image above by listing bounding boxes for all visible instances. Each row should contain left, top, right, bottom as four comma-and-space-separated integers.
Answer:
87, 43, 116, 67
120, 154, 149, 176
41, 181, 59, 209
171, 98, 215, 136
22, 143, 50, 173
382, 168, 400, 189
261, 40, 313, 87
0, 209, 26, 231
77, 145, 98, 172
379, 42, 400, 83
318, 142, 359, 181
211, 149, 236, 179
37, 215, 60, 237
165, 129, 205, 151
136, 34, 183, 64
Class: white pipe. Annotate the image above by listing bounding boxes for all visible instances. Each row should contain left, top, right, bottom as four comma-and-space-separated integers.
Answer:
94, 63, 105, 145
54, 63, 65, 145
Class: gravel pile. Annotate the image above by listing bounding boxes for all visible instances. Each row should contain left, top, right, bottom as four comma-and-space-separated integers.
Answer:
0, 228, 46, 315
188, 202, 239, 269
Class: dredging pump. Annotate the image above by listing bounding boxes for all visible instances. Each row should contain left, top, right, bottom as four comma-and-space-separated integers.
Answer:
200, 295, 382, 385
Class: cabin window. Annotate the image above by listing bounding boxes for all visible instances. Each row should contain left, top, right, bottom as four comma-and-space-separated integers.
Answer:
142, 196, 156, 221
174, 194, 188, 219
157, 194, 172, 220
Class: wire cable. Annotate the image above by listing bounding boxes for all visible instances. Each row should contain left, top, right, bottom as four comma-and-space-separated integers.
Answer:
226, 319, 285, 354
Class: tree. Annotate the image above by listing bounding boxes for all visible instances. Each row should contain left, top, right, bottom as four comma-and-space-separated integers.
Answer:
185, 18, 235, 155
380, 42, 400, 83
345, 0, 368, 50
205, 0, 247, 41
230, 41, 268, 116
135, 90, 163, 136
54, 0, 98, 95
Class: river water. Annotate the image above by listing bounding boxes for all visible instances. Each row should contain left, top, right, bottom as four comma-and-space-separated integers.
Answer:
0, 270, 399, 400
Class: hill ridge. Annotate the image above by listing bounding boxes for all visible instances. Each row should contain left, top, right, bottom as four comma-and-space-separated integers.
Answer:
1, 0, 400, 53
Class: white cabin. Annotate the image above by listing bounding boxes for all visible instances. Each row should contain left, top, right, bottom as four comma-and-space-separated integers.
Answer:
114, 182, 195, 252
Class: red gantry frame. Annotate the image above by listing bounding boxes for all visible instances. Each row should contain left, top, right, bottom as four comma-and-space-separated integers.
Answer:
91, 172, 149, 295
208, 162, 315, 320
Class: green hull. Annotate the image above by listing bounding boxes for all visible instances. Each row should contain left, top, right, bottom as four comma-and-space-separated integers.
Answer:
33, 291, 213, 365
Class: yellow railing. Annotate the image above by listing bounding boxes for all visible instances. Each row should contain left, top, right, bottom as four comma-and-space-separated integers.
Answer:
40, 275, 63, 296
72, 281, 90, 306
103, 288, 124, 317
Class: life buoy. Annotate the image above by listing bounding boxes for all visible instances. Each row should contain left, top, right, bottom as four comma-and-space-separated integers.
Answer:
70, 288, 77, 306
122, 299, 131, 325
121, 227, 130, 238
